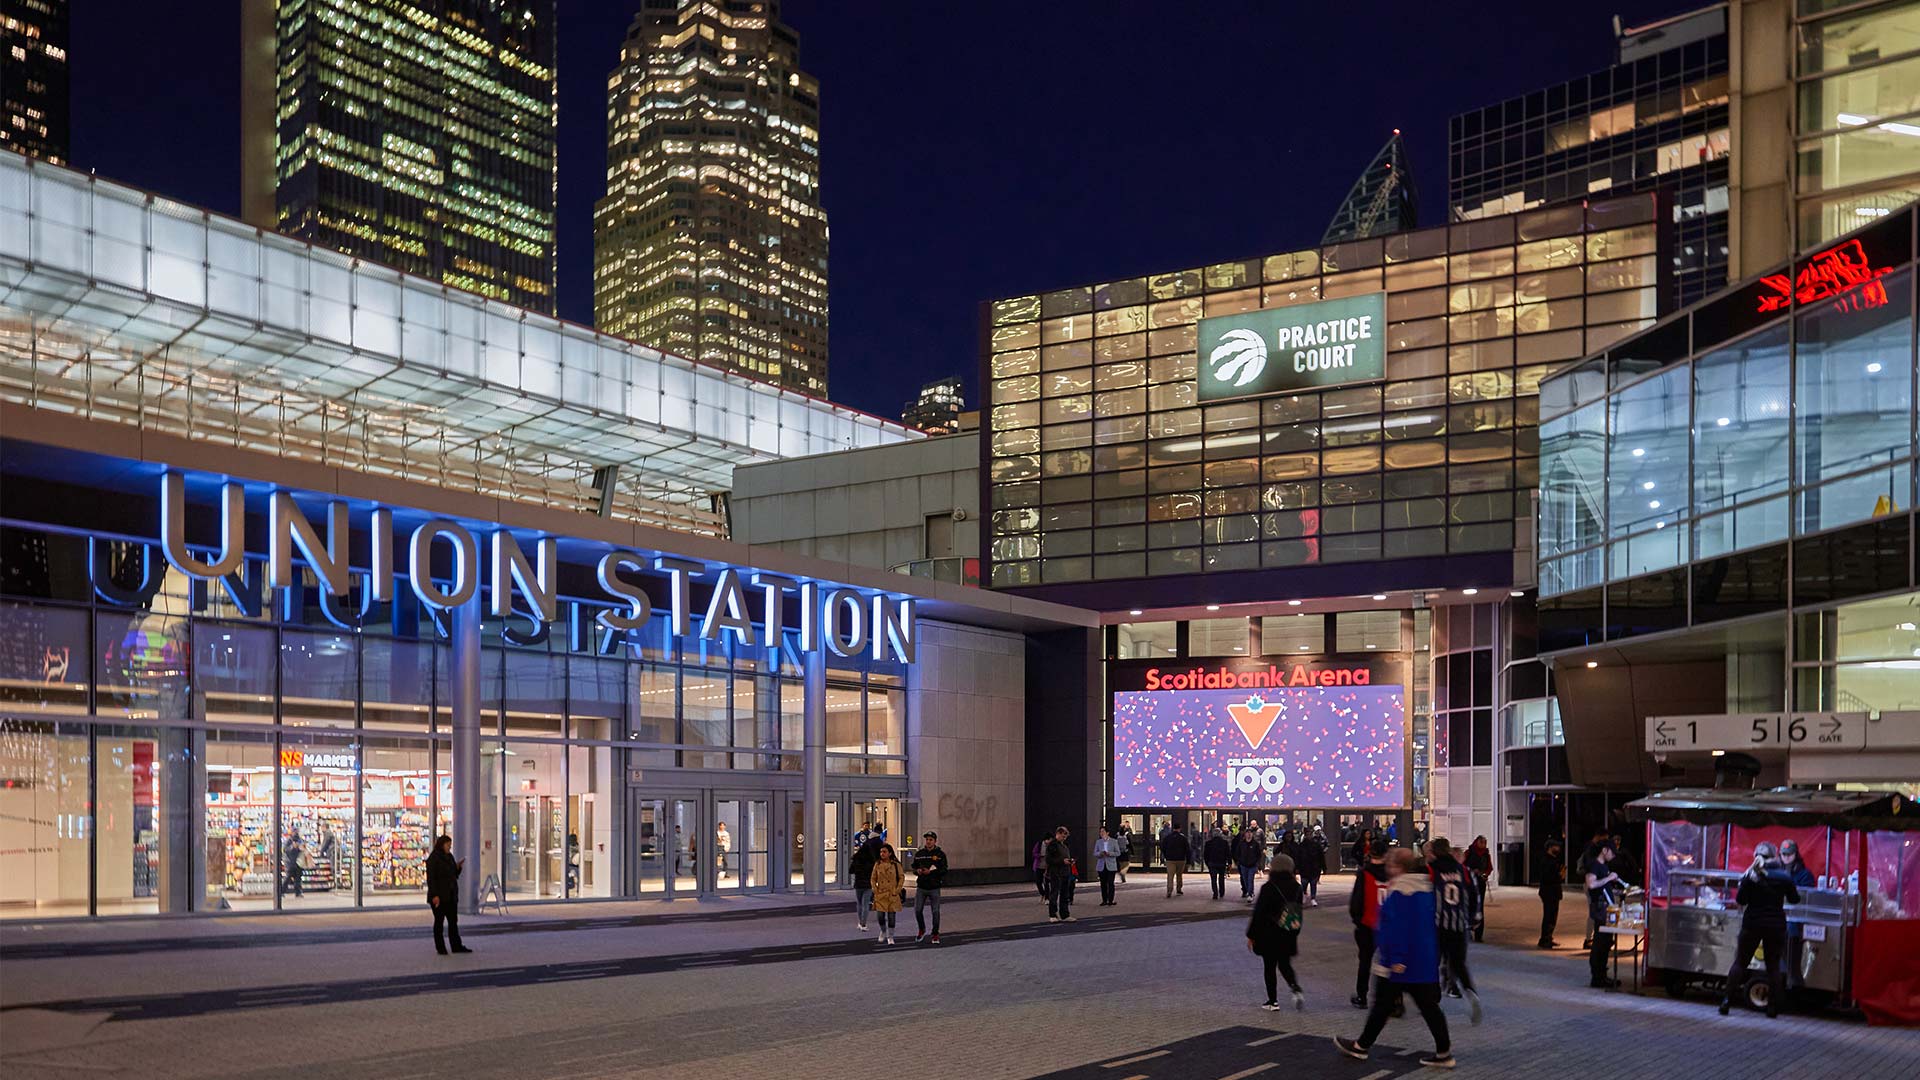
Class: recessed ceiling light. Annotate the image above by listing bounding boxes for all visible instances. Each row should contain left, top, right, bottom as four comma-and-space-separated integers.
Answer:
1128, 609, 1143, 616
1867, 362, 1883, 373
1510, 590, 1524, 597
1298, 644, 1309, 650
1631, 447, 1645, 457
1206, 604, 1221, 611
1365, 643, 1377, 649
1373, 594, 1387, 601
1288, 599, 1302, 606
1711, 749, 1726, 757
1716, 417, 1731, 427
1898, 622, 1917, 631
1649, 500, 1661, 509
1462, 588, 1479, 596
1642, 481, 1655, 491
1585, 660, 1598, 668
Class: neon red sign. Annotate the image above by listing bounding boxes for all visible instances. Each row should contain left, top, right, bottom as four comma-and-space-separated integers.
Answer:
1755, 238, 1892, 315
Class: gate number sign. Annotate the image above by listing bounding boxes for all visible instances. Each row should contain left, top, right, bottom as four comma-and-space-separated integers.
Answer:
1645, 712, 1866, 753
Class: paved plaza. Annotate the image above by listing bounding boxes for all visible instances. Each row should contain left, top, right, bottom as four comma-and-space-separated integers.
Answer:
3, 877, 1917, 1080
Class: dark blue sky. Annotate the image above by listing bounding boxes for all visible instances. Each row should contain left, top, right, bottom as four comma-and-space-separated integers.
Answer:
72, 1, 1693, 421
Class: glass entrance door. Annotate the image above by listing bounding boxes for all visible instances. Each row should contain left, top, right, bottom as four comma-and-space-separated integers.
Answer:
633, 798, 668, 895
714, 797, 770, 891
507, 794, 565, 899
787, 796, 840, 888
670, 798, 700, 894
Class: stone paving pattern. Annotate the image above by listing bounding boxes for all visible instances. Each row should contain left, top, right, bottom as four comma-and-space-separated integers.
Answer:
3, 877, 1917, 1079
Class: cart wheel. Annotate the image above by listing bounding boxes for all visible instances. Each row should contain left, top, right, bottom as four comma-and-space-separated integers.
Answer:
1664, 976, 1689, 999
1746, 980, 1771, 1012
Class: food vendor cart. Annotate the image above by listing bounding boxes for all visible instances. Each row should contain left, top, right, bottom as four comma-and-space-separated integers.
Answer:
1624, 788, 1920, 1025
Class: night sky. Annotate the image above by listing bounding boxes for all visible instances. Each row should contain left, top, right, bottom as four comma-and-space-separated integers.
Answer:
70, 1, 1694, 422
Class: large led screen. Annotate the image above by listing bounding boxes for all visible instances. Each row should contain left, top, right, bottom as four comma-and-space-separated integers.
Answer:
1113, 685, 1405, 808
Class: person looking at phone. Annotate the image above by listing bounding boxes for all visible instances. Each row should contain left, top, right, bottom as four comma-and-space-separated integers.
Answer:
425, 835, 471, 956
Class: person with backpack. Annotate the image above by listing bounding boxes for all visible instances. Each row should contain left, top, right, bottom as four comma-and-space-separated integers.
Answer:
1348, 839, 1390, 1008
1115, 823, 1134, 884
1335, 848, 1456, 1069
850, 834, 882, 934
1427, 838, 1483, 1024
1247, 852, 1306, 1011
1160, 823, 1191, 897
911, 830, 948, 944
868, 842, 906, 946
1030, 834, 1052, 900
1092, 826, 1123, 907
1045, 825, 1078, 922
1203, 826, 1232, 900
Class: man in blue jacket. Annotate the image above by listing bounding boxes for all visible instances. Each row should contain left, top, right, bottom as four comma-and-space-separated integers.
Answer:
1336, 848, 1456, 1069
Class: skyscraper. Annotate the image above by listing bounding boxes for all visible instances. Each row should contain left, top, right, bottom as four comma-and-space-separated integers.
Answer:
902, 377, 964, 435
1, 0, 69, 165
240, 0, 558, 313
593, 0, 829, 396
1321, 131, 1418, 244
1449, 7, 1730, 308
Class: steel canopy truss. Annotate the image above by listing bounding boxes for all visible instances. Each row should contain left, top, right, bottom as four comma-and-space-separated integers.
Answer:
0, 155, 913, 536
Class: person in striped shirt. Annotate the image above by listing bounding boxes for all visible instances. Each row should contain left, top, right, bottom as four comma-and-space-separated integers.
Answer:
1427, 838, 1483, 1024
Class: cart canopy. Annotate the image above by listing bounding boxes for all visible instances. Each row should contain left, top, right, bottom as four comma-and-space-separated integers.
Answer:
1625, 787, 1919, 830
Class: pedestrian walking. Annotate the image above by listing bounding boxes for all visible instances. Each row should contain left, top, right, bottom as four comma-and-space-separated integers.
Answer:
1204, 827, 1232, 899
851, 833, 882, 933
1427, 838, 1483, 1024
1301, 826, 1327, 906
424, 834, 471, 955
1045, 825, 1078, 922
1537, 838, 1565, 949
1186, 822, 1204, 870
1233, 827, 1264, 902
1030, 835, 1052, 900
282, 832, 306, 899
1116, 823, 1134, 884
1247, 853, 1306, 1011
1584, 840, 1624, 988
911, 830, 947, 944
1463, 836, 1493, 943
1093, 827, 1122, 906
1348, 839, 1389, 1008
1719, 842, 1800, 1018
1161, 823, 1191, 897
869, 842, 905, 945
1349, 827, 1375, 871
1334, 848, 1456, 1069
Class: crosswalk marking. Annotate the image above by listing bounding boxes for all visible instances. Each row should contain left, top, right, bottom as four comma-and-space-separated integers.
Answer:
1217, 1063, 1278, 1080
1244, 1032, 1293, 1047
1101, 1049, 1171, 1068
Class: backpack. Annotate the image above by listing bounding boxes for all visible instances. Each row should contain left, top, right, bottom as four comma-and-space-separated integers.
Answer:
1278, 896, 1303, 932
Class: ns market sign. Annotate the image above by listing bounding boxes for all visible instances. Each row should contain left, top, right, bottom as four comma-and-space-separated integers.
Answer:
1196, 292, 1386, 403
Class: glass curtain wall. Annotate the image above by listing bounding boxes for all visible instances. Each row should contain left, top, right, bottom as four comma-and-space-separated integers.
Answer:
0, 538, 908, 917
986, 193, 1665, 588
1540, 208, 1917, 598
1796, 0, 1920, 243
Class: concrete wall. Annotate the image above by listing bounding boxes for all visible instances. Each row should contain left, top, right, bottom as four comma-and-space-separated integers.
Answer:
730, 432, 979, 572
906, 620, 1025, 873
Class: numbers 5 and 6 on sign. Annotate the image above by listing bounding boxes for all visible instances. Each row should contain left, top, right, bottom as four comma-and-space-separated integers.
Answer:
1644, 712, 1866, 753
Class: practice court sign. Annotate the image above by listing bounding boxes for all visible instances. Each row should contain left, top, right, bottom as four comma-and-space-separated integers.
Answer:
1197, 292, 1386, 402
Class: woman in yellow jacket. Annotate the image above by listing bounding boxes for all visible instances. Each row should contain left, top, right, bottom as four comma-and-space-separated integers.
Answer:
869, 842, 906, 945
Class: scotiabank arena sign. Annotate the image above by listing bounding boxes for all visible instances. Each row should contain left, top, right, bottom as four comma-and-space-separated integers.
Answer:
1109, 658, 1406, 809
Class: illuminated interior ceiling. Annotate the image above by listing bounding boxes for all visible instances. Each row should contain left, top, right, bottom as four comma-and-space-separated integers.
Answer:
0, 155, 913, 532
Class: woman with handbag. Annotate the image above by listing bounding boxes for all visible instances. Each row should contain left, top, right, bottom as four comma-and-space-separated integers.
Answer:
1247, 852, 1306, 1011
868, 842, 906, 946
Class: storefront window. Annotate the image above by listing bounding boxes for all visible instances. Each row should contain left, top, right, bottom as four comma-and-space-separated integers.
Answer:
279, 731, 357, 907
0, 601, 90, 717
362, 737, 432, 907
868, 673, 905, 757
1693, 325, 1789, 520
629, 663, 675, 767
0, 719, 91, 917
1336, 610, 1403, 651
567, 656, 624, 741
501, 647, 565, 737
204, 729, 276, 911
1261, 613, 1323, 654
825, 682, 862, 768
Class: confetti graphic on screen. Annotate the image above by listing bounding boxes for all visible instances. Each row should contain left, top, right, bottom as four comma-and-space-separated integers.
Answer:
1113, 686, 1404, 808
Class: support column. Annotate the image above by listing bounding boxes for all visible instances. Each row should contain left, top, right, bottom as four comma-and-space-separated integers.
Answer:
452, 591, 483, 913
802, 649, 826, 895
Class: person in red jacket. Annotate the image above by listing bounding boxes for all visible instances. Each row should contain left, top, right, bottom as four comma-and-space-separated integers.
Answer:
1347, 839, 1390, 1008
